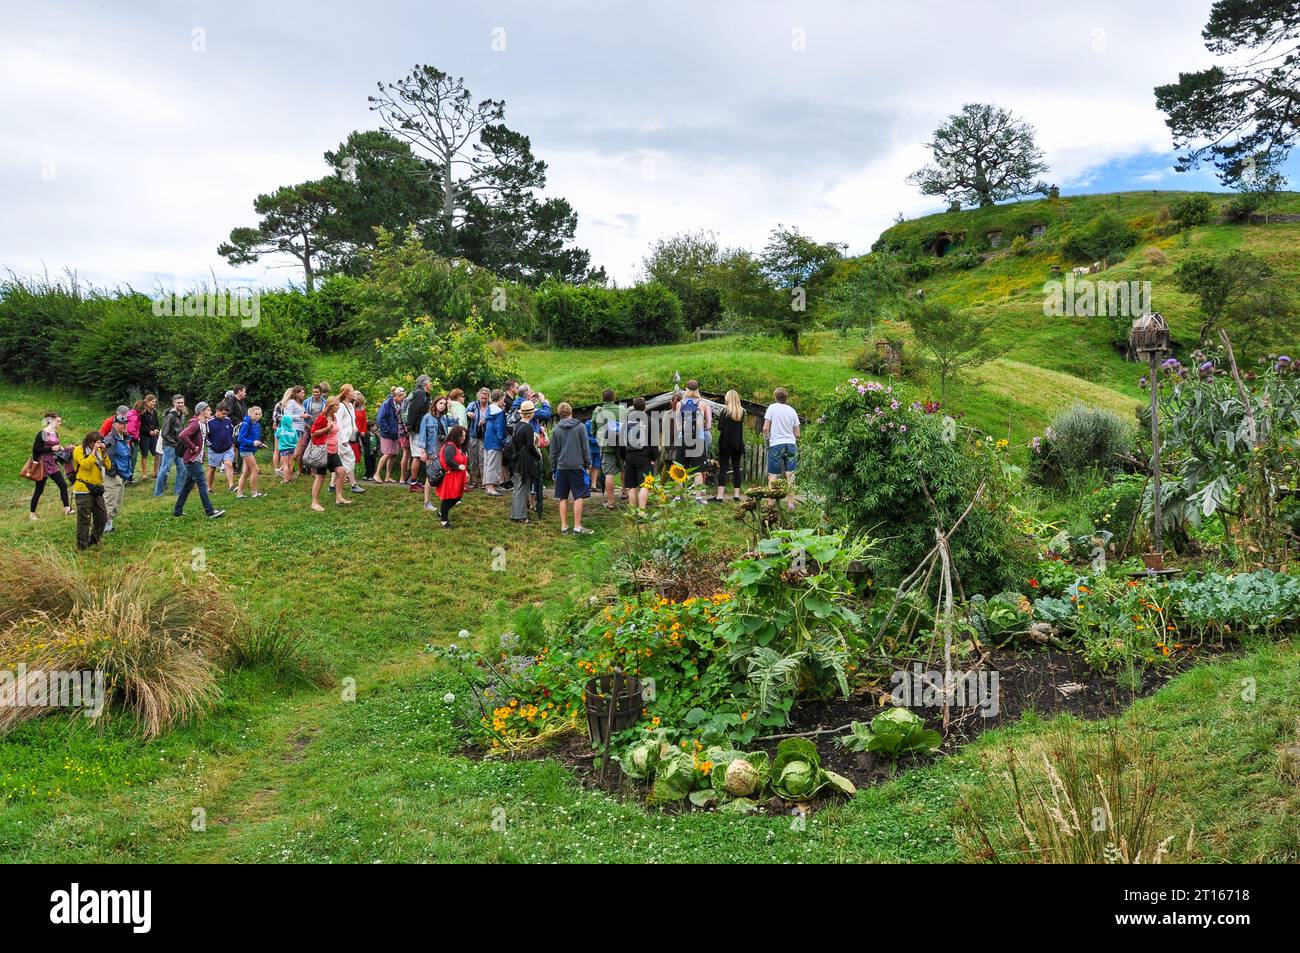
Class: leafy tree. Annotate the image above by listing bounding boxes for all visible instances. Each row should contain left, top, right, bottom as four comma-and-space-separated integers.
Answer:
1061, 212, 1138, 263
321, 130, 439, 272
347, 229, 536, 343
1228, 282, 1296, 361
218, 181, 340, 290
641, 230, 725, 330
1174, 251, 1276, 345
907, 103, 1049, 208
907, 301, 1001, 402
821, 255, 906, 340
1155, 0, 1300, 186
1225, 148, 1289, 221
367, 65, 597, 283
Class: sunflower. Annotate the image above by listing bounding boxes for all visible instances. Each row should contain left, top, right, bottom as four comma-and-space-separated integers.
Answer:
668, 462, 688, 483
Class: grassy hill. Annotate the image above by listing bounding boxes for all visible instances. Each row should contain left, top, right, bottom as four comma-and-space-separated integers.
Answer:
514, 190, 1300, 445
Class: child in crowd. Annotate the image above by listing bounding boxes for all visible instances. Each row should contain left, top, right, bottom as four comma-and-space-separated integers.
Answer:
236, 406, 265, 498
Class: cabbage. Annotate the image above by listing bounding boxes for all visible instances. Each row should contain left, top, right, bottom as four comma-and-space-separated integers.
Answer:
776, 760, 818, 798
770, 738, 854, 801
836, 708, 942, 758
723, 758, 760, 797
619, 738, 665, 780
648, 747, 697, 803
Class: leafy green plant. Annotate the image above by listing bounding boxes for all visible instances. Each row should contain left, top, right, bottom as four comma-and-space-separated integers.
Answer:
721, 529, 871, 720
770, 738, 855, 800
836, 708, 942, 757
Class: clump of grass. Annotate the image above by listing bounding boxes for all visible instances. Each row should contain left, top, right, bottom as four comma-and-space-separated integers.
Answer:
0, 546, 237, 738
956, 719, 1193, 863
226, 615, 333, 687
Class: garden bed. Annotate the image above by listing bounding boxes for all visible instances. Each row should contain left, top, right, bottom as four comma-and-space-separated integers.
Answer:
469, 644, 1231, 803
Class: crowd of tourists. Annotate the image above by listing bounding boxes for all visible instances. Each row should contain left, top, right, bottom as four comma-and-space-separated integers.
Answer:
22, 377, 801, 551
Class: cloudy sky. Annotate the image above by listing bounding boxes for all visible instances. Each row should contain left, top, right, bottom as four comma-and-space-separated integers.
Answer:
1, 0, 1288, 290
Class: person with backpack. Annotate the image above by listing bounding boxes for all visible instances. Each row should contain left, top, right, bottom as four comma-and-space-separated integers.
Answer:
622, 397, 658, 512
432, 425, 469, 528
174, 402, 226, 521
153, 394, 187, 496
551, 402, 594, 536
101, 414, 132, 533
508, 401, 541, 523
676, 381, 712, 499
28, 411, 73, 521
418, 395, 457, 511
594, 389, 624, 510
405, 375, 432, 488
225, 385, 248, 475
714, 389, 746, 502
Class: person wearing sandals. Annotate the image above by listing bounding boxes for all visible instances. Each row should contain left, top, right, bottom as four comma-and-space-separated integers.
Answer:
509, 401, 541, 522
29, 412, 73, 521
434, 425, 469, 527
375, 386, 404, 483
714, 389, 746, 502
235, 406, 266, 498
307, 398, 352, 511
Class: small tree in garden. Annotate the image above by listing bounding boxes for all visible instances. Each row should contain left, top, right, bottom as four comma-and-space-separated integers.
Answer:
907, 301, 1001, 402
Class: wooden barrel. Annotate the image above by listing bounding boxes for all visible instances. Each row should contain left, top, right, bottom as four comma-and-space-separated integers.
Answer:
584, 674, 643, 746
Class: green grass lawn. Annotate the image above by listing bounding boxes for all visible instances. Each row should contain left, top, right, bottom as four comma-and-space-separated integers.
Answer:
1, 379, 1297, 863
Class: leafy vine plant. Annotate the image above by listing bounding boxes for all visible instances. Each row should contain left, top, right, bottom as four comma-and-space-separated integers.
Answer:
718, 529, 876, 722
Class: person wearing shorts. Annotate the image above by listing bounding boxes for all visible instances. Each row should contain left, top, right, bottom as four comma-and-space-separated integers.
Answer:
205, 404, 236, 493
550, 403, 593, 535
620, 397, 657, 511
763, 387, 800, 510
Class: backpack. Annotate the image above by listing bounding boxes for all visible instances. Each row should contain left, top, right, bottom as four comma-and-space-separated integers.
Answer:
502, 428, 518, 470
679, 397, 702, 451
426, 444, 446, 488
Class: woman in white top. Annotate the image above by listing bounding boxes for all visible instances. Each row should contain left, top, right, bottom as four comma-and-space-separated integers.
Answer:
332, 384, 365, 494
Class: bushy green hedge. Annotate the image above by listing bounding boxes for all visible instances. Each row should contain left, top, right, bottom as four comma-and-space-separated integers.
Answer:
1061, 213, 1138, 263
535, 279, 684, 347
1028, 402, 1136, 486
0, 277, 314, 410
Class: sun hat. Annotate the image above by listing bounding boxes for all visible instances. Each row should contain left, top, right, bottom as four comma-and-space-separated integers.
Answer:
519, 400, 536, 418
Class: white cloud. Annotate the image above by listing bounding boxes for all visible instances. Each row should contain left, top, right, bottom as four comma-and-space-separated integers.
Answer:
0, 0, 1225, 287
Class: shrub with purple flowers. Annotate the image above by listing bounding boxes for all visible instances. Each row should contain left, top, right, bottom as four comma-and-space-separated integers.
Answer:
806, 378, 1030, 592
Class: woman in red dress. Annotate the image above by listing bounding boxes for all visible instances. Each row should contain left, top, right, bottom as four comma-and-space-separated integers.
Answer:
435, 425, 469, 528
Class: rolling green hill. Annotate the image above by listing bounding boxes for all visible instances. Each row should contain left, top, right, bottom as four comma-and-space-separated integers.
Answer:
518, 190, 1300, 445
